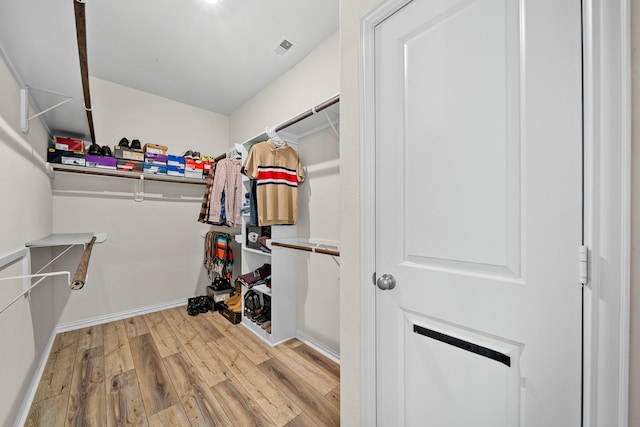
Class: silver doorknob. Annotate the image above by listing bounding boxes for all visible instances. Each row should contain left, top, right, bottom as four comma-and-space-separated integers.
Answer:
376, 274, 396, 290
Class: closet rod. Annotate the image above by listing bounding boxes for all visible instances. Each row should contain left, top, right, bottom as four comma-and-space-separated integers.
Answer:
271, 241, 340, 257
275, 95, 339, 132
214, 95, 341, 162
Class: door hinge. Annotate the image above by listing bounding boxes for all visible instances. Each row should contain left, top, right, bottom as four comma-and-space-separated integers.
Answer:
579, 245, 588, 285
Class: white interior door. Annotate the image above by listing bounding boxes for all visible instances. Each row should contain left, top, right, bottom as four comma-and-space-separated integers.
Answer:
373, 0, 583, 425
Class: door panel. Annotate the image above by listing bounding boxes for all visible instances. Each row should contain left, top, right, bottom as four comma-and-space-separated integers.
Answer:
375, 0, 582, 425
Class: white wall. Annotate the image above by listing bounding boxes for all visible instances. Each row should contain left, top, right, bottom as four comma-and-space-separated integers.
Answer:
296, 128, 340, 355
0, 52, 55, 426
51, 78, 231, 326
90, 76, 229, 153
229, 32, 339, 144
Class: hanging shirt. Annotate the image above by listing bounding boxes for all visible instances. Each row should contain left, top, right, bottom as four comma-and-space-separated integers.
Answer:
207, 157, 243, 227
243, 139, 304, 225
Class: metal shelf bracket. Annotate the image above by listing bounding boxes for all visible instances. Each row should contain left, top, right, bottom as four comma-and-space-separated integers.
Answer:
21, 86, 75, 133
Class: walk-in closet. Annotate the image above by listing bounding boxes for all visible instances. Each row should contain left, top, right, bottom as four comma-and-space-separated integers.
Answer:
0, 1, 342, 425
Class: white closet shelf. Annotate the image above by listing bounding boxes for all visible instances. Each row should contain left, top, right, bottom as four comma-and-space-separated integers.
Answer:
26, 232, 106, 247
250, 284, 271, 296
243, 247, 271, 257
270, 238, 340, 257
50, 164, 207, 185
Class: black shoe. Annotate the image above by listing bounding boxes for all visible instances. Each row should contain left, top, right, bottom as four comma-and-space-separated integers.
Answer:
118, 137, 130, 148
130, 139, 142, 150
212, 277, 232, 291
88, 142, 100, 155
101, 146, 113, 157
187, 297, 200, 316
198, 295, 211, 313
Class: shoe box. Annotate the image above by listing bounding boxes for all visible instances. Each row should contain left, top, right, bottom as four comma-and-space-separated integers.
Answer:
167, 155, 185, 176
167, 154, 185, 167
144, 152, 168, 164
114, 146, 144, 162
167, 165, 185, 177
144, 143, 168, 155
185, 158, 204, 179
47, 148, 85, 166
116, 159, 144, 173
86, 154, 117, 169
54, 136, 84, 153
206, 286, 234, 304
215, 302, 242, 324
143, 163, 167, 175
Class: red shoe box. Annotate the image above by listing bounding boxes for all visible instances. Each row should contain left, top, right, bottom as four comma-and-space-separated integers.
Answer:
54, 136, 84, 153
117, 159, 144, 173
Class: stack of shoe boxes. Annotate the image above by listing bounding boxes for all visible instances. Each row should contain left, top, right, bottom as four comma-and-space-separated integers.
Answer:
143, 143, 168, 175
184, 157, 204, 179
115, 144, 144, 173
46, 136, 86, 166
167, 154, 185, 176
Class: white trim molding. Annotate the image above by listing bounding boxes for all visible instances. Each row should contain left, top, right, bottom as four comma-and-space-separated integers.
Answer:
55, 298, 188, 333
582, 0, 631, 425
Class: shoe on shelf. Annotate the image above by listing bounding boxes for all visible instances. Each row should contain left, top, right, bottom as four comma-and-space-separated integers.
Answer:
118, 137, 130, 148
182, 150, 194, 158
260, 320, 271, 330
130, 139, 142, 150
212, 277, 232, 291
88, 142, 101, 155
101, 146, 113, 157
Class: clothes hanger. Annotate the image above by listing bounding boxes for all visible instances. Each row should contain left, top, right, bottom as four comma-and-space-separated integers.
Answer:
266, 127, 285, 148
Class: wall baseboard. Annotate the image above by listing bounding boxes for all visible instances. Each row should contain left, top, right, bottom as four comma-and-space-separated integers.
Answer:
296, 330, 340, 364
14, 329, 57, 427
55, 298, 187, 333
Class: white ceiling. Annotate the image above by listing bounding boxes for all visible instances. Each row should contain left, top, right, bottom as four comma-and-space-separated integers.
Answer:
0, 0, 339, 141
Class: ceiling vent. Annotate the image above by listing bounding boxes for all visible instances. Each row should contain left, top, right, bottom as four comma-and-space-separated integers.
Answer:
274, 37, 296, 56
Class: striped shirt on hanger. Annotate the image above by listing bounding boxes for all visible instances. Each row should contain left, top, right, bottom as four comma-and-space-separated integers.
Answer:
244, 139, 304, 226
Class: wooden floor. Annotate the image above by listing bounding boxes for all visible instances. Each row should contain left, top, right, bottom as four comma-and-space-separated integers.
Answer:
26, 306, 340, 426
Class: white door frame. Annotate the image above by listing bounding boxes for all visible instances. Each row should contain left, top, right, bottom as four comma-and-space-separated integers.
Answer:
359, 0, 631, 426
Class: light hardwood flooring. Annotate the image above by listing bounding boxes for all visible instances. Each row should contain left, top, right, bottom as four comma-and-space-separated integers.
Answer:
26, 306, 340, 426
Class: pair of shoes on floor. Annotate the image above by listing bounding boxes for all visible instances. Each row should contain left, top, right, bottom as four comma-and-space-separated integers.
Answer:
118, 138, 142, 150
187, 295, 211, 316
87, 143, 113, 157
